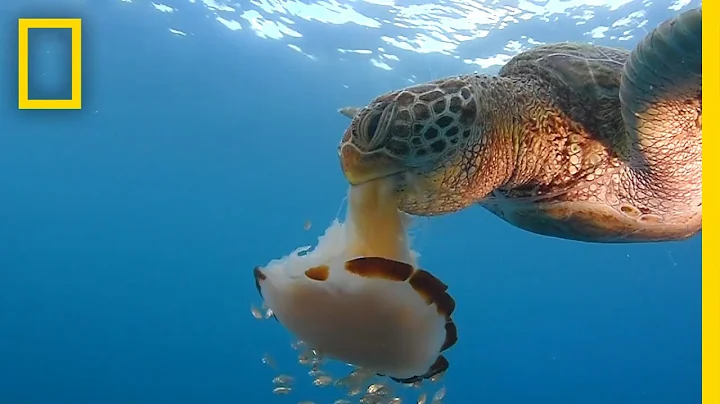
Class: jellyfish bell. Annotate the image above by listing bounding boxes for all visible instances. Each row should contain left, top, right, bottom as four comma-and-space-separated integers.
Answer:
253, 255, 456, 383
253, 180, 458, 384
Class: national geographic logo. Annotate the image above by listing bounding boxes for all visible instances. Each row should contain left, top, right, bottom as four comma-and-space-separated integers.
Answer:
18, 18, 82, 110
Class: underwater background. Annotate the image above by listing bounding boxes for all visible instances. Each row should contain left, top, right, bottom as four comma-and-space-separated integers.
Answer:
0, 0, 701, 403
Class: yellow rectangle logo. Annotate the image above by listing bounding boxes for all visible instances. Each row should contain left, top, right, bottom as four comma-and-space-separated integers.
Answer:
18, 18, 82, 110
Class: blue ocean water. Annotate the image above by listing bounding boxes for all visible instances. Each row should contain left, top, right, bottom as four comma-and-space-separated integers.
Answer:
0, 0, 701, 403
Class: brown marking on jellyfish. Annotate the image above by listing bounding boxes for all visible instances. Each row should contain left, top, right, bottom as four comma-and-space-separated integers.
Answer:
423, 354, 450, 380
304, 265, 330, 281
408, 269, 456, 317
389, 355, 450, 384
344, 257, 414, 282
253, 267, 266, 297
252, 267, 279, 322
388, 374, 422, 384
441, 321, 458, 352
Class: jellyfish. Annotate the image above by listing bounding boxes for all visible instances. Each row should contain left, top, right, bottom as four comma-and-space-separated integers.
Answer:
253, 179, 458, 384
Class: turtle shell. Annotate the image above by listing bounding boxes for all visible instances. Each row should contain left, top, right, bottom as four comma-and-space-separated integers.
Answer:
499, 43, 631, 155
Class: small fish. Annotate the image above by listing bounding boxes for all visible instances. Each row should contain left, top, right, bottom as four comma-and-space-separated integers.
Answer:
347, 387, 363, 397
250, 305, 264, 319
416, 392, 427, 404
388, 398, 403, 404
272, 375, 295, 386
367, 383, 390, 396
272, 386, 292, 395
298, 349, 320, 365
432, 386, 446, 402
333, 400, 352, 404
308, 369, 328, 378
304, 220, 312, 230
429, 372, 445, 383
359, 393, 384, 404
348, 368, 374, 381
338, 106, 362, 119
312, 375, 333, 387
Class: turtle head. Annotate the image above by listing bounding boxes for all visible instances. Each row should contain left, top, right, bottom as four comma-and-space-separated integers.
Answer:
338, 77, 481, 215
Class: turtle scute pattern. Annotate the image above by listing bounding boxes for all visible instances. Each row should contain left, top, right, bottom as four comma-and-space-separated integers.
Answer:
497, 43, 632, 157
344, 77, 480, 164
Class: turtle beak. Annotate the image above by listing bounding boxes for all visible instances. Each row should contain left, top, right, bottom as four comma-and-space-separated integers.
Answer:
339, 143, 406, 185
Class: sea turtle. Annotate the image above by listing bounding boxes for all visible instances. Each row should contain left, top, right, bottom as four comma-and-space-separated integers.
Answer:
337, 7, 702, 243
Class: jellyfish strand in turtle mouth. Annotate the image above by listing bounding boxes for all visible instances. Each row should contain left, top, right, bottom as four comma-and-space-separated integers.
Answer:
339, 142, 408, 186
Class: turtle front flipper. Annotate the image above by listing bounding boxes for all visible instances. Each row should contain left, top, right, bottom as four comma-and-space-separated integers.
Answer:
619, 7, 701, 168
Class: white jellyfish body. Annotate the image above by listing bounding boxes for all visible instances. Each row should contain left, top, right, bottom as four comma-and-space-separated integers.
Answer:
253, 180, 457, 383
